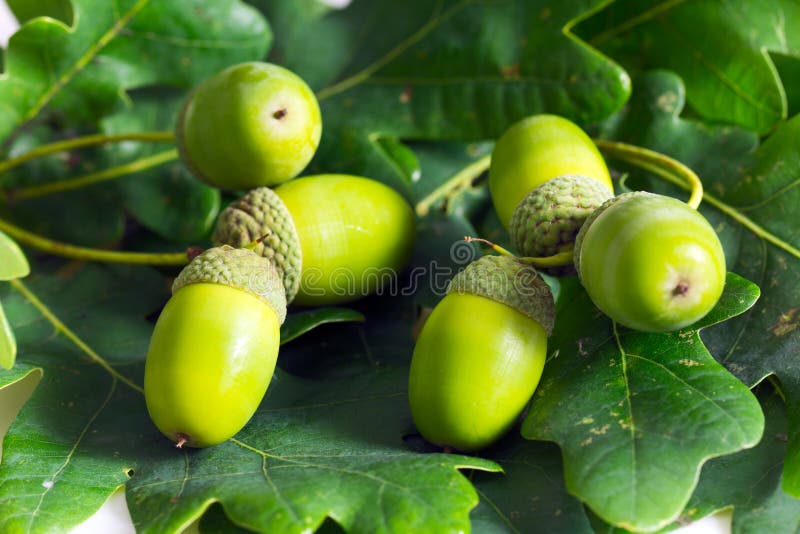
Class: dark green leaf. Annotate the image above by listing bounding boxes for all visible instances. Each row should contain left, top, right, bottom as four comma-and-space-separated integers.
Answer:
280, 307, 366, 345
7, 0, 72, 24
2, 126, 126, 247
101, 89, 221, 243
470, 436, 593, 533
521, 274, 763, 532
0, 0, 271, 142
600, 70, 800, 500
580, 0, 800, 132
587, 384, 800, 534
255, 0, 630, 189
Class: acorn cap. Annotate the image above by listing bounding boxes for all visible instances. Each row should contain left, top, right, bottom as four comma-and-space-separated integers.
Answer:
447, 255, 555, 335
213, 187, 301, 303
173, 246, 287, 324
573, 191, 651, 278
509, 175, 613, 276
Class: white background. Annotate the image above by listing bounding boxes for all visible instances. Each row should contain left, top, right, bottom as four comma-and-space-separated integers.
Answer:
0, 2, 731, 533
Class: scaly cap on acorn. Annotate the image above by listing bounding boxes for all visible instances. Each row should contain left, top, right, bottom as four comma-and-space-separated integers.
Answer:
448, 255, 555, 335
213, 187, 301, 303
173, 245, 287, 324
509, 175, 612, 275
573, 191, 650, 278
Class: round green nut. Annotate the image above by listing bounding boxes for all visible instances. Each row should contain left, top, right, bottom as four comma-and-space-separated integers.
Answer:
144, 246, 286, 448
408, 255, 554, 452
176, 61, 322, 190
509, 174, 613, 275
574, 192, 726, 333
215, 174, 416, 306
489, 114, 613, 229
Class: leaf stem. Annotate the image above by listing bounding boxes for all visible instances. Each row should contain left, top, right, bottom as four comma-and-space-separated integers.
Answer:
0, 131, 175, 177
9, 279, 143, 394
7, 149, 179, 201
595, 139, 800, 260
464, 236, 573, 268
415, 154, 491, 216
593, 139, 703, 209
699, 191, 800, 260
0, 217, 189, 266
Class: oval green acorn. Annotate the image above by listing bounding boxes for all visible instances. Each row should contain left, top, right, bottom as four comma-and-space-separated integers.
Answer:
490, 114, 613, 228
214, 174, 416, 306
408, 255, 554, 451
575, 192, 726, 332
176, 62, 322, 190
144, 246, 286, 448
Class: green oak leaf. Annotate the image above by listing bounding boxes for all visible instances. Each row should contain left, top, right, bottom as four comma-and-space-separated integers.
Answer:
589, 384, 800, 534
599, 70, 800, 499
0, 0, 271, 143
520, 274, 763, 532
6, 0, 72, 24
579, 0, 800, 133
253, 0, 630, 192
470, 435, 593, 533
1, 125, 126, 247
0, 262, 495, 533
127, 367, 497, 534
280, 307, 366, 345
672, 384, 800, 533
100, 89, 221, 243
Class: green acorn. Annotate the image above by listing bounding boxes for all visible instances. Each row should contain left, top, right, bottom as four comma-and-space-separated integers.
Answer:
144, 246, 287, 448
408, 255, 554, 451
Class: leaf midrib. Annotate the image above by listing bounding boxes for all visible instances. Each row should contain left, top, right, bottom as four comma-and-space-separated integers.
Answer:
21, 0, 151, 125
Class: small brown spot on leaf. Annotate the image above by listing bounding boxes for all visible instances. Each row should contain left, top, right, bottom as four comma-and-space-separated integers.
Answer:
769, 308, 800, 337
500, 64, 520, 80
400, 85, 412, 104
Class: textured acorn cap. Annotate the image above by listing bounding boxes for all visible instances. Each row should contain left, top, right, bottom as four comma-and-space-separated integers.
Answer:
509, 175, 612, 275
573, 191, 652, 278
447, 255, 555, 335
213, 187, 301, 303
173, 246, 287, 324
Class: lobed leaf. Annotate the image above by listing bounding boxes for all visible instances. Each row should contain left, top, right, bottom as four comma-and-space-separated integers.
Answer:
599, 69, 800, 500
580, 0, 800, 133
521, 275, 763, 531
0, 0, 272, 143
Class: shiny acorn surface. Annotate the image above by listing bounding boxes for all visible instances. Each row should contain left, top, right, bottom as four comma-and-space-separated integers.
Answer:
489, 114, 612, 228
275, 174, 416, 306
408, 293, 548, 451
177, 62, 321, 190
576, 192, 726, 332
144, 283, 281, 448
